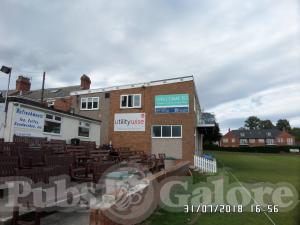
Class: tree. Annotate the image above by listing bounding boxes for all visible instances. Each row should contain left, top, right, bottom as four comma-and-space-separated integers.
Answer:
244, 116, 261, 130
290, 127, 300, 142
259, 120, 274, 129
276, 119, 291, 132
203, 123, 222, 144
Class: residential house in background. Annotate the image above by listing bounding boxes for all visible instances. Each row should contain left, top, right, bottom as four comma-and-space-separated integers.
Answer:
220, 128, 295, 147
0, 74, 91, 112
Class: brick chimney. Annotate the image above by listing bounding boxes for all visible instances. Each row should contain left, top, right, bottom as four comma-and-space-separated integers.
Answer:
16, 75, 31, 92
80, 74, 91, 90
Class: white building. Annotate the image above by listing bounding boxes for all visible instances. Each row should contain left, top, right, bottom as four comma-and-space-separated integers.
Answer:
0, 97, 101, 145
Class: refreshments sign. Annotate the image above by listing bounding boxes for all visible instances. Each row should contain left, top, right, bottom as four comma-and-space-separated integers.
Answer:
114, 113, 146, 131
14, 107, 45, 130
155, 94, 189, 113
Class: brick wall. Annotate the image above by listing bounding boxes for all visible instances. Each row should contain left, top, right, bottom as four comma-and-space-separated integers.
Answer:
71, 93, 110, 145
108, 81, 197, 162
53, 97, 73, 111
276, 130, 295, 146
220, 131, 239, 147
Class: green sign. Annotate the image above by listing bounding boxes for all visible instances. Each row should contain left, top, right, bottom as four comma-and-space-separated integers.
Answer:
155, 94, 189, 113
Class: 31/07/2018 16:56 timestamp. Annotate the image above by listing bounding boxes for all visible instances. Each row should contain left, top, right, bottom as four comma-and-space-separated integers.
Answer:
184, 205, 279, 213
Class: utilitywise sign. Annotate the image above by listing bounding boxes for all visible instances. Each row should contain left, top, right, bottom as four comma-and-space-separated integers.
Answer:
114, 113, 146, 131
155, 94, 189, 113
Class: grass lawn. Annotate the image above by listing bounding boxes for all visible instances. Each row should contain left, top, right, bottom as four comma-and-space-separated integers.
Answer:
141, 151, 300, 225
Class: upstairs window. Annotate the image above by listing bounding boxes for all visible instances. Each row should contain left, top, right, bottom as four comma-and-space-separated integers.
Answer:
44, 114, 61, 134
81, 97, 99, 110
223, 138, 228, 143
120, 94, 141, 108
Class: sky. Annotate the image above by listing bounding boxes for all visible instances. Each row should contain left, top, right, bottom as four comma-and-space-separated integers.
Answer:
0, 0, 299, 134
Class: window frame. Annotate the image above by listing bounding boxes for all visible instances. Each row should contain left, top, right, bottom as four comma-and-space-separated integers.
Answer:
151, 125, 182, 138
43, 113, 62, 135
239, 138, 248, 145
120, 94, 142, 109
287, 138, 293, 145
249, 139, 255, 144
223, 138, 228, 143
80, 97, 99, 110
266, 138, 275, 145
78, 121, 90, 138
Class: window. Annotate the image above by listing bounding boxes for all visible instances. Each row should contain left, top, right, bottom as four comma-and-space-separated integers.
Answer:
259, 139, 264, 143
47, 100, 55, 107
249, 139, 255, 144
81, 97, 99, 110
240, 132, 245, 137
162, 126, 171, 137
78, 122, 90, 137
231, 138, 235, 143
287, 138, 293, 145
240, 139, 248, 145
267, 132, 271, 137
152, 125, 182, 138
172, 126, 182, 137
266, 139, 274, 145
120, 94, 141, 108
44, 114, 61, 134
152, 126, 162, 137
223, 138, 228, 143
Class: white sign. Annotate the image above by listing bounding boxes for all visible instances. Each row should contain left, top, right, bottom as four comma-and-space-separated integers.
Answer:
14, 107, 45, 130
114, 113, 146, 131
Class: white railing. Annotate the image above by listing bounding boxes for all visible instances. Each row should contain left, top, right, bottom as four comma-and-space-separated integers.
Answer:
194, 155, 217, 173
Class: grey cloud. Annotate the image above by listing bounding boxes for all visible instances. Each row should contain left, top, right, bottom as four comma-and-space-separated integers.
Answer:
0, 0, 299, 130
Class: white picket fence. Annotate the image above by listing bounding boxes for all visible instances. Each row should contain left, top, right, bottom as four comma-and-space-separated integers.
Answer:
194, 155, 217, 173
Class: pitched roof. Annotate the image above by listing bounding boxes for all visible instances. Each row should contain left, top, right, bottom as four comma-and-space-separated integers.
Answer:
230, 129, 282, 139
3, 85, 81, 101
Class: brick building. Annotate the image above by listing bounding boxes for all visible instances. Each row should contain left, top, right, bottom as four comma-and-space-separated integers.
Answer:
71, 76, 207, 161
220, 128, 295, 147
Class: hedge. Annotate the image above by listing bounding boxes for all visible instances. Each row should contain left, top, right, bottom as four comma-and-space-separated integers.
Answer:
204, 144, 300, 154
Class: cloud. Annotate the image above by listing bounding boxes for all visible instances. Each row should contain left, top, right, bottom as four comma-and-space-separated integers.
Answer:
209, 83, 300, 133
0, 0, 299, 132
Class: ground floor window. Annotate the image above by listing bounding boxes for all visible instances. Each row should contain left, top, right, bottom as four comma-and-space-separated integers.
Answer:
152, 125, 182, 138
78, 122, 90, 137
266, 139, 274, 145
240, 139, 248, 145
44, 114, 61, 134
287, 138, 293, 145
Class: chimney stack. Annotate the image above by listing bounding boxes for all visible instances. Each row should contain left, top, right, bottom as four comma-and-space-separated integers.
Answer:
228, 128, 231, 132
80, 74, 91, 90
16, 75, 31, 93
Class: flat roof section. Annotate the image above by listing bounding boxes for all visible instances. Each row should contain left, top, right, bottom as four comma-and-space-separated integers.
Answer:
70, 75, 194, 96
